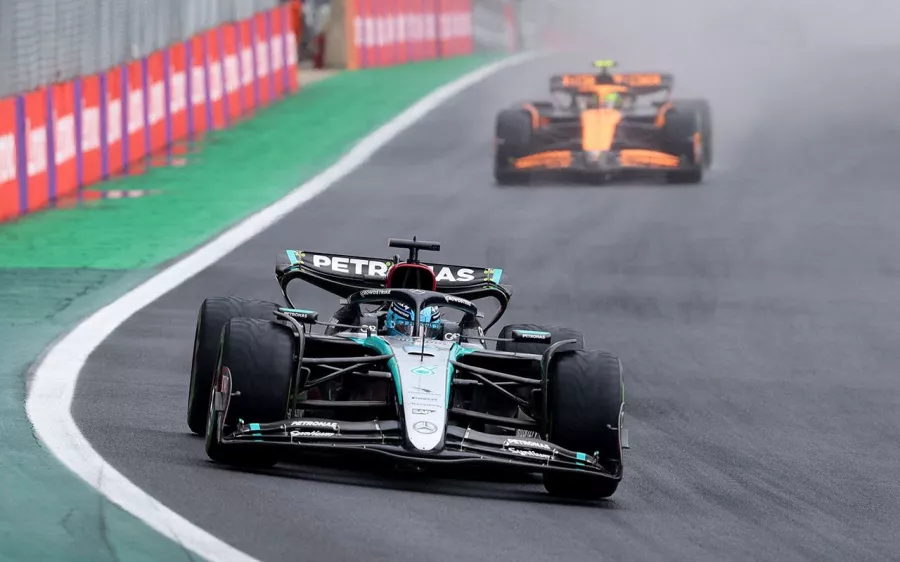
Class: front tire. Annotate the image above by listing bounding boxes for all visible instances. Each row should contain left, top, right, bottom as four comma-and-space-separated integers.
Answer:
673, 99, 712, 168
205, 318, 295, 467
494, 109, 534, 186
188, 296, 280, 435
543, 349, 624, 500
666, 167, 703, 184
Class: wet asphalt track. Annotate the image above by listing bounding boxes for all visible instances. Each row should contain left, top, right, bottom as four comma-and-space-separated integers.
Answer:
73, 5, 900, 561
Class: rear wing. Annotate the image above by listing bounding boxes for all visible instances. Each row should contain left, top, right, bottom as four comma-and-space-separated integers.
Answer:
275, 251, 512, 326
550, 72, 674, 95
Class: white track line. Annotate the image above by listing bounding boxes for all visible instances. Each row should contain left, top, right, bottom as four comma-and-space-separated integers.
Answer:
25, 52, 538, 562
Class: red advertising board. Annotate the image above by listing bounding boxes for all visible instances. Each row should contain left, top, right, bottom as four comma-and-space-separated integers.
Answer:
190, 35, 208, 135
221, 25, 242, 119
254, 13, 272, 105
51, 81, 78, 198
206, 29, 226, 130
445, 0, 472, 57
238, 20, 257, 113
393, 0, 408, 65
105, 66, 124, 176
503, 2, 518, 52
362, 0, 376, 68
0, 97, 19, 221
125, 60, 146, 165
168, 42, 189, 142
23, 89, 49, 212
269, 8, 285, 98
1, 4, 304, 222
285, 6, 299, 92
79, 74, 102, 187
147, 52, 167, 152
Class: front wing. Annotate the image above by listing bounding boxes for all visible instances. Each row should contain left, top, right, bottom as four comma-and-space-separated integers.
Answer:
510, 148, 694, 174
213, 416, 622, 481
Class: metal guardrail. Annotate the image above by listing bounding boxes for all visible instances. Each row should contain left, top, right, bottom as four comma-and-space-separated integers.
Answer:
0, 0, 282, 98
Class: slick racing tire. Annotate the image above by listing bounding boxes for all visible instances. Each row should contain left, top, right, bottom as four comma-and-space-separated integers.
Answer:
494, 109, 533, 186
205, 318, 295, 467
661, 101, 707, 185
188, 296, 280, 435
665, 167, 703, 185
543, 349, 624, 500
673, 98, 712, 168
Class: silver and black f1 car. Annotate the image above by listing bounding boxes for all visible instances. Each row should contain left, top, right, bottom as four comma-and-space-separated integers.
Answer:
188, 237, 627, 500
494, 60, 712, 185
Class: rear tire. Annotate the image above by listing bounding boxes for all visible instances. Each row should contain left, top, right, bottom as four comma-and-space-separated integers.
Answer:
188, 296, 280, 435
543, 349, 624, 500
205, 318, 295, 467
494, 109, 534, 186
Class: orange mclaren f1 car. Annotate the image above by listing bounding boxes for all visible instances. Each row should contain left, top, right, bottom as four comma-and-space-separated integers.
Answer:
494, 60, 712, 185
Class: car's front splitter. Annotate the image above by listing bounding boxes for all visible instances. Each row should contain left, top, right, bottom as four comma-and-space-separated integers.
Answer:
217, 417, 622, 481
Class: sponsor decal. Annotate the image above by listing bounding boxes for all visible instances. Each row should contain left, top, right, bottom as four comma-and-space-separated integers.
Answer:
50, 82, 78, 199
445, 295, 473, 307
279, 308, 318, 323
513, 330, 551, 342
290, 420, 339, 432
125, 60, 146, 165
444, 333, 459, 341
507, 448, 552, 461
410, 365, 438, 376
168, 42, 189, 142
504, 438, 552, 451
312, 254, 392, 277
431, 266, 475, 283
409, 289, 427, 295
408, 387, 442, 408
290, 430, 336, 438
360, 289, 391, 297
146, 52, 167, 152
254, 12, 271, 106
613, 73, 663, 87
559, 74, 595, 88
412, 408, 436, 415
0, 97, 17, 221
23, 89, 49, 212
79, 74, 102, 187
105, 67, 124, 176
308, 254, 476, 283
413, 421, 438, 434
189, 35, 208, 134
515, 429, 541, 439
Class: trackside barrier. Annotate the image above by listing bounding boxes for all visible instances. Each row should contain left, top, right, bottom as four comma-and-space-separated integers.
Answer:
323, 0, 479, 70
0, 3, 300, 223
472, 0, 520, 54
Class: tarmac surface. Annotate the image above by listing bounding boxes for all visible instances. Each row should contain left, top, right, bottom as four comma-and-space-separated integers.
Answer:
74, 4, 900, 560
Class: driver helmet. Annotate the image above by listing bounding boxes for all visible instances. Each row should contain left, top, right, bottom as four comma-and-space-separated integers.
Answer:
602, 92, 622, 109
385, 302, 443, 339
